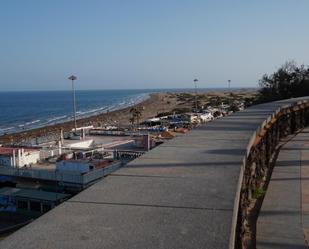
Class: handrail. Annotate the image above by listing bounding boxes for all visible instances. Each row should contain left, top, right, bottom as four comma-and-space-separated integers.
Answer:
232, 97, 309, 249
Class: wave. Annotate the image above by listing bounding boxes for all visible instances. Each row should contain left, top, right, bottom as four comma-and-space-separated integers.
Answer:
18, 120, 41, 128
75, 94, 149, 118
0, 127, 14, 132
26, 120, 41, 126
47, 115, 67, 123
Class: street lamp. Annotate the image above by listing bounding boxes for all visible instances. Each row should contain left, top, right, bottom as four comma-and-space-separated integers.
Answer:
194, 78, 198, 112
228, 79, 232, 106
68, 75, 77, 132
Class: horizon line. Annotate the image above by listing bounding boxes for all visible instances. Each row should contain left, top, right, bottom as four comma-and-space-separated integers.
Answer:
0, 86, 259, 93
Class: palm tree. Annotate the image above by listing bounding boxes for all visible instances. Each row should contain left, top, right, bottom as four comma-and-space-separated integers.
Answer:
130, 108, 137, 130
129, 107, 143, 131
135, 109, 142, 130
129, 116, 135, 129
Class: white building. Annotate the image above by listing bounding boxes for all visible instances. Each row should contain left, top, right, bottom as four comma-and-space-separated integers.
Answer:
56, 159, 109, 174
145, 117, 161, 123
0, 147, 40, 168
62, 139, 94, 149
56, 160, 91, 174
184, 113, 199, 123
199, 111, 214, 122
184, 112, 214, 123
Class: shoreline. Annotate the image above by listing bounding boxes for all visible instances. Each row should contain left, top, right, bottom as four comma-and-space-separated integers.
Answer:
0, 91, 150, 136
0, 93, 176, 144
0, 88, 258, 145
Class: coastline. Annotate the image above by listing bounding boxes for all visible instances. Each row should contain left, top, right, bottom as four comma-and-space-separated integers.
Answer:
0, 93, 177, 144
0, 90, 151, 136
0, 88, 258, 145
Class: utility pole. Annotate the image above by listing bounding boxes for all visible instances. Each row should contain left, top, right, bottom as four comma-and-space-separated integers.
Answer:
194, 78, 198, 113
68, 75, 77, 132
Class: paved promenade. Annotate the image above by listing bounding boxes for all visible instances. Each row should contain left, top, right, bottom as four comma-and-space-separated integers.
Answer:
257, 128, 309, 248
0, 97, 308, 249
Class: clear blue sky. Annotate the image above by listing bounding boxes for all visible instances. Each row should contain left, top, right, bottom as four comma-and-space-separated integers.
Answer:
1, 0, 309, 91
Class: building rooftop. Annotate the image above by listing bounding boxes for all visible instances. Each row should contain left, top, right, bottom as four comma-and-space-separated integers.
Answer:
0, 147, 38, 156
0, 187, 70, 202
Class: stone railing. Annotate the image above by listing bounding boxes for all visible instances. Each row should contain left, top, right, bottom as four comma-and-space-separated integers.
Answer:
234, 98, 309, 248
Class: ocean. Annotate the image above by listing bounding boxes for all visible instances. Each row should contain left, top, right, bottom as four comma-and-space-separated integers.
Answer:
0, 89, 153, 135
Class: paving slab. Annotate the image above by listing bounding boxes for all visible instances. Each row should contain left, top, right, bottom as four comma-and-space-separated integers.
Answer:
0, 202, 232, 249
300, 142, 309, 244
70, 172, 238, 210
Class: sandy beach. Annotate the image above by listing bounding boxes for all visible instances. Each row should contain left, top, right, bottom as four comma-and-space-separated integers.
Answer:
0, 89, 257, 145
0, 93, 177, 144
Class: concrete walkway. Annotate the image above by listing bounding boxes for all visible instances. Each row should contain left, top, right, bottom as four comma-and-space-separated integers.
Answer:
257, 128, 309, 248
1, 97, 309, 249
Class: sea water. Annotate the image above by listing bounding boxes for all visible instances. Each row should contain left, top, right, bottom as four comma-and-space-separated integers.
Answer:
0, 89, 152, 135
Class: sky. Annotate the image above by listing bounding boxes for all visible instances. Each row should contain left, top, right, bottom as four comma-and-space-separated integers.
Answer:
0, 0, 309, 91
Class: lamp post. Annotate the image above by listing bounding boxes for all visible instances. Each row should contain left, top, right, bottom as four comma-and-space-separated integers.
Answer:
194, 78, 198, 112
228, 79, 231, 105
68, 75, 77, 132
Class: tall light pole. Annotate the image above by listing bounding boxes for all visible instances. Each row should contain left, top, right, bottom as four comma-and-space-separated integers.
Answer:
228, 79, 231, 106
68, 75, 77, 132
194, 78, 198, 112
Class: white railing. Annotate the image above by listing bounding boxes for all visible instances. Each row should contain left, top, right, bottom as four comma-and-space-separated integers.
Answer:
0, 167, 83, 183
0, 161, 123, 186
81, 161, 122, 184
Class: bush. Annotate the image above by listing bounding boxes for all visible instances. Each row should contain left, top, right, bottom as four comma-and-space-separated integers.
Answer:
228, 103, 240, 112
257, 61, 309, 103
252, 187, 266, 199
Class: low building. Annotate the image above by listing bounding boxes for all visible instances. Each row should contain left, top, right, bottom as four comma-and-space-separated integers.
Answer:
183, 113, 214, 123
62, 138, 94, 149
199, 111, 214, 122
160, 131, 176, 139
183, 113, 199, 123
134, 134, 155, 151
56, 159, 111, 174
0, 187, 69, 215
0, 147, 40, 168
144, 117, 161, 123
